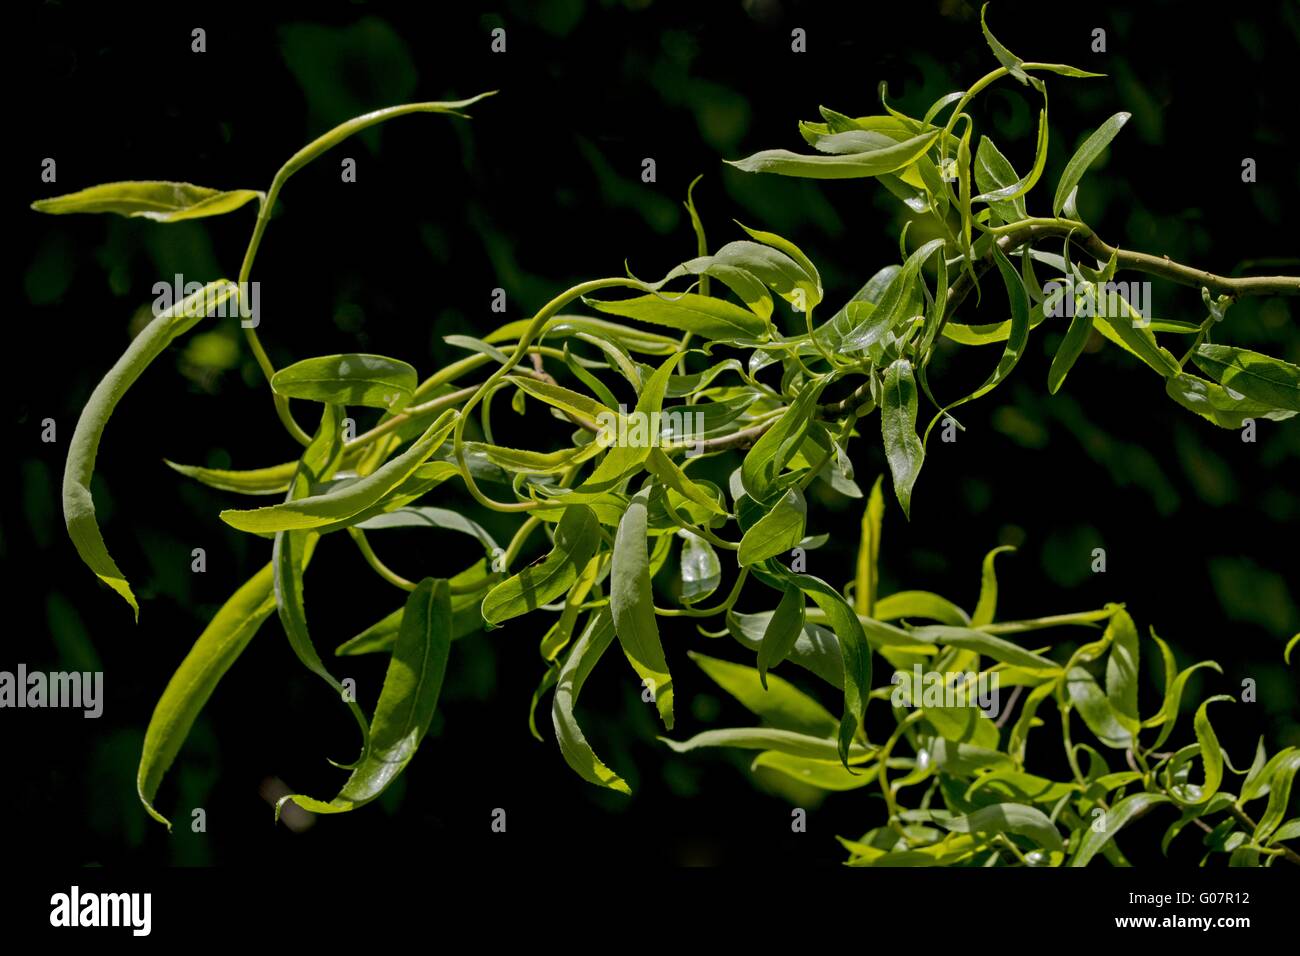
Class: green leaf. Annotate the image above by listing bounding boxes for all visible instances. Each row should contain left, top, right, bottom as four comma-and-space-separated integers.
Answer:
465, 440, 598, 477
1242, 746, 1297, 803
548, 355, 679, 502
219, 409, 458, 532
881, 358, 924, 518
163, 458, 297, 496
728, 611, 845, 689
678, 531, 721, 603
758, 584, 808, 687
485, 315, 680, 355
972, 102, 1048, 207
1065, 666, 1133, 749
738, 487, 807, 567
941, 803, 1064, 854
662, 727, 871, 761
1092, 290, 1181, 377
587, 291, 767, 341
1144, 630, 1222, 750
32, 181, 260, 221
333, 562, 494, 655
505, 375, 613, 423
1254, 750, 1300, 844
138, 555, 311, 827
740, 375, 829, 501
611, 489, 673, 729
973, 136, 1027, 222
646, 449, 728, 516
278, 577, 451, 816
842, 239, 944, 351
777, 569, 873, 769
1053, 112, 1132, 216
1192, 344, 1300, 412
271, 353, 417, 411
966, 770, 1079, 805
482, 505, 600, 625
1104, 607, 1142, 737
689, 651, 839, 738
1071, 793, 1171, 866
272, 407, 369, 761
911, 626, 1057, 671
1047, 306, 1094, 394
1164, 372, 1296, 428
727, 129, 940, 179
926, 244, 1030, 440
355, 506, 498, 554
553, 609, 630, 794
980, 3, 1029, 84
972, 545, 1015, 626
874, 591, 971, 626
64, 279, 240, 619
854, 476, 885, 615
1173, 695, 1233, 805
752, 751, 876, 790
735, 222, 824, 309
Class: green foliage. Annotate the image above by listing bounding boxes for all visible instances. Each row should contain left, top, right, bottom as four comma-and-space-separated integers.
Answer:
36, 9, 1300, 867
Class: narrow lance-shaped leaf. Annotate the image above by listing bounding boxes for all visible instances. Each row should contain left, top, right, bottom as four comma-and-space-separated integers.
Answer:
553, 608, 631, 794
973, 136, 1027, 222
163, 458, 297, 496
271, 353, 418, 411
279, 577, 452, 816
727, 129, 940, 180
980, 2, 1030, 84
1143, 630, 1222, 749
64, 279, 240, 619
1192, 344, 1300, 412
1047, 284, 1095, 395
220, 409, 459, 532
758, 584, 808, 687
32, 181, 261, 221
854, 476, 885, 616
137, 551, 312, 828
1053, 112, 1132, 216
881, 358, 924, 518
972, 99, 1048, 207
587, 291, 768, 341
273, 406, 370, 762
842, 239, 944, 352
941, 803, 1065, 854
926, 243, 1031, 443
689, 651, 839, 738
740, 375, 829, 501
1104, 608, 1142, 738
738, 486, 807, 567
1174, 695, 1233, 806
971, 545, 1014, 626
662, 727, 872, 762
481, 505, 600, 625
776, 567, 872, 769
1164, 372, 1296, 429
1071, 793, 1171, 867
611, 489, 674, 729
1253, 750, 1300, 844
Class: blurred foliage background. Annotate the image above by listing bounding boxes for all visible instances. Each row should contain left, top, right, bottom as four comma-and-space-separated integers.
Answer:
7, 0, 1298, 865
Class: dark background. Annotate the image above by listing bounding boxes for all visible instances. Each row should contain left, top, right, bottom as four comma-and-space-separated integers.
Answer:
6, 0, 1298, 866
